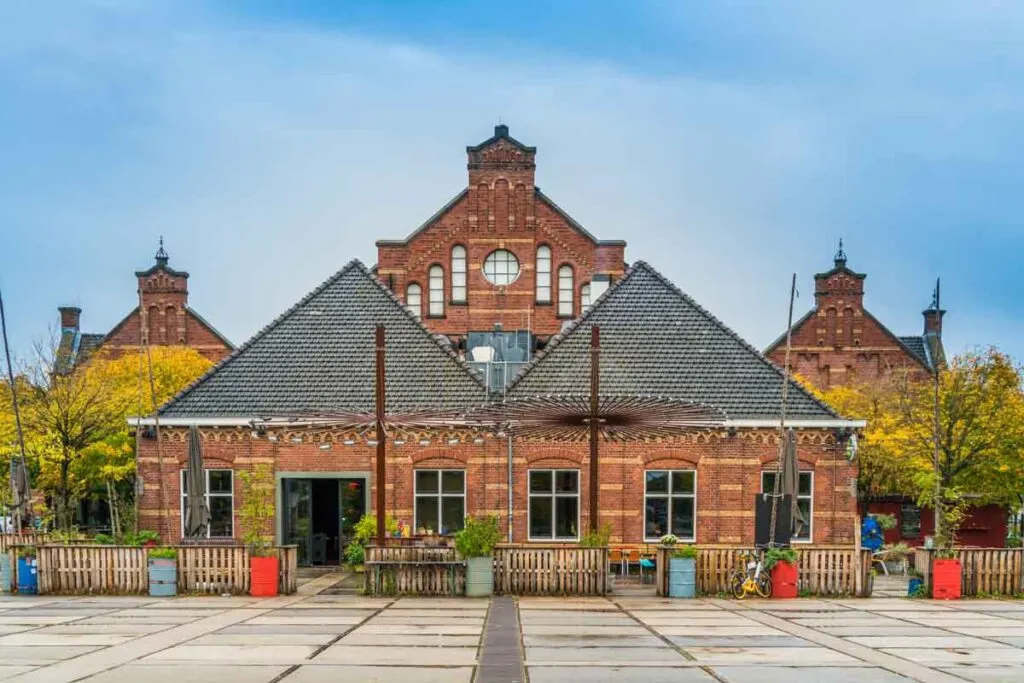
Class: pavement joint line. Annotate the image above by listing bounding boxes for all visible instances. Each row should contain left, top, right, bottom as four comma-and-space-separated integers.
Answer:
304, 595, 396, 660
267, 664, 301, 682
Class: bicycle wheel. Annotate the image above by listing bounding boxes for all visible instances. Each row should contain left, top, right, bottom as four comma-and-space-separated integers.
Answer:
755, 571, 773, 598
729, 570, 748, 599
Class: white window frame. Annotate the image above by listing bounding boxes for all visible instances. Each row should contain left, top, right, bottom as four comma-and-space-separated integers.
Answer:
413, 469, 466, 536
527, 468, 580, 541
406, 283, 422, 319
451, 246, 467, 303
536, 245, 552, 303
761, 470, 813, 543
581, 282, 592, 310
557, 265, 574, 317
483, 249, 521, 286
643, 469, 697, 542
180, 469, 234, 539
428, 265, 444, 317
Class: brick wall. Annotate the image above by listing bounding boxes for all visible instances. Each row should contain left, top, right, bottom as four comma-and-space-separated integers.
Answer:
137, 426, 857, 547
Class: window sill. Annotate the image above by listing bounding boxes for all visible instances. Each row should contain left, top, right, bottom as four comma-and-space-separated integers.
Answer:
426, 314, 446, 320
448, 301, 468, 307
535, 301, 552, 307
527, 537, 580, 543
644, 537, 695, 544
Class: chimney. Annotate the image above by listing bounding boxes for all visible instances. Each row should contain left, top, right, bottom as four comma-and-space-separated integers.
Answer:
59, 306, 81, 331
923, 278, 945, 338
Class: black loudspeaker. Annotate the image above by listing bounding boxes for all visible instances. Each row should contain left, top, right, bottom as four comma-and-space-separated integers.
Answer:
754, 494, 793, 547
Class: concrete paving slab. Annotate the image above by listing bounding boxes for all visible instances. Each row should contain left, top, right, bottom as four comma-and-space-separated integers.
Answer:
879, 648, 1024, 665
188, 633, 337, 646
634, 616, 760, 626
523, 634, 664, 648
284, 666, 475, 683
41, 623, 173, 635
518, 613, 638, 626
338, 633, 480, 646
391, 598, 489, 610
743, 602, 847, 612
75, 615, 196, 625
0, 615, 82, 625
142, 644, 318, 664
0, 609, 112, 617
354, 624, 483, 635
989, 636, 1024, 647
371, 616, 485, 626
874, 611, 1011, 622
668, 635, 814, 648
528, 666, 716, 682
521, 625, 648, 636
0, 644, 103, 664
710, 666, 913, 682
816, 625, 951, 637
244, 615, 366, 625
686, 646, 861, 665
524, 647, 686, 665
846, 635, 1009, 648
146, 597, 259, 608
312, 645, 479, 665
653, 626, 788, 637
302, 596, 393, 608
613, 600, 721, 611
518, 599, 616, 611
216, 624, 357, 635
831, 600, 954, 611
373, 609, 485, 618
0, 666, 39, 678
43, 599, 155, 609
788, 617, 907, 627
937, 666, 1024, 682
948, 626, 1024, 636
79, 664, 290, 682
0, 632, 136, 646
0, 625, 34, 635
267, 608, 375, 618
108, 609, 230, 618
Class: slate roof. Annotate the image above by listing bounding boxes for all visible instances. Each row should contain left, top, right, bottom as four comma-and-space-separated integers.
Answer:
507, 261, 839, 421
898, 336, 932, 370
55, 331, 107, 372
159, 260, 486, 418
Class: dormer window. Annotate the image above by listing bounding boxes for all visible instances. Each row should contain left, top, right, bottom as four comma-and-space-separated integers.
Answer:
483, 250, 520, 286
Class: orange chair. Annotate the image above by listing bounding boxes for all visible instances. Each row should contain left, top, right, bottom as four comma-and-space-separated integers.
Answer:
609, 548, 624, 575
625, 549, 641, 578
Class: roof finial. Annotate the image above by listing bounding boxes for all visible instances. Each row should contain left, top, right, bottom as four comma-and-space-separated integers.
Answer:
930, 277, 941, 310
834, 238, 847, 267
155, 236, 168, 265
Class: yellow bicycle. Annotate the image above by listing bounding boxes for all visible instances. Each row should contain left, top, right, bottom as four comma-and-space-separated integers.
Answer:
730, 549, 772, 599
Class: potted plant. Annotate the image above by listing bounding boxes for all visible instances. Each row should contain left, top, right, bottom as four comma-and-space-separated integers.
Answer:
135, 531, 161, 547
667, 542, 698, 599
148, 547, 178, 597
15, 545, 38, 595
763, 547, 798, 599
239, 465, 279, 597
455, 515, 502, 597
907, 568, 925, 598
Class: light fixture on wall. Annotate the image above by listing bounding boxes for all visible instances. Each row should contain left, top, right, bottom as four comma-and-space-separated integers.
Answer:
394, 439, 406, 445
419, 439, 431, 446
290, 436, 303, 444
268, 435, 279, 442
448, 438, 460, 445
473, 437, 485, 445
366, 439, 378, 446
343, 439, 355, 446
319, 443, 331, 451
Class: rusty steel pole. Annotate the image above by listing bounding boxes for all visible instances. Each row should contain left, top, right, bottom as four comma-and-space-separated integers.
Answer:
375, 325, 387, 546
589, 326, 600, 533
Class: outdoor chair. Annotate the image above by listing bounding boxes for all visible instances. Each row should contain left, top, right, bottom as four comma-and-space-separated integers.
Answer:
625, 549, 641, 577
639, 555, 656, 583
609, 548, 624, 575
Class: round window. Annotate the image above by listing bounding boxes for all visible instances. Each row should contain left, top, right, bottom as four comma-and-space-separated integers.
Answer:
482, 249, 521, 286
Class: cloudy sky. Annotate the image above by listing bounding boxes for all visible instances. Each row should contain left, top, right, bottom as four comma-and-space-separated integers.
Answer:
1, 1, 1022, 363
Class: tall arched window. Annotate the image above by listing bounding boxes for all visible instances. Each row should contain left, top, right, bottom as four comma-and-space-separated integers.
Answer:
536, 245, 552, 303
842, 307, 854, 345
581, 283, 592, 310
406, 283, 422, 318
558, 265, 574, 317
451, 245, 467, 303
428, 265, 444, 317
825, 308, 838, 346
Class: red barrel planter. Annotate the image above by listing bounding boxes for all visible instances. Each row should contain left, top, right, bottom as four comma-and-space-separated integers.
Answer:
771, 561, 798, 599
932, 558, 961, 600
250, 555, 280, 597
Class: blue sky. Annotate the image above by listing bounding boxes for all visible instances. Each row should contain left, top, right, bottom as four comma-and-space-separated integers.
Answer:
1, 0, 1022, 364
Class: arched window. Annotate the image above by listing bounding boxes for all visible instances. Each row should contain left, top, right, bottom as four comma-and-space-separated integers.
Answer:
536, 245, 552, 303
581, 282, 592, 310
147, 306, 161, 344
451, 245, 467, 303
558, 265, 574, 317
842, 307, 854, 345
825, 308, 838, 346
428, 266, 444, 317
406, 283, 422, 318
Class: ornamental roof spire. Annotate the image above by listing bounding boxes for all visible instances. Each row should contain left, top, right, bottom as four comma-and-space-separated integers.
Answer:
834, 238, 847, 267
155, 236, 169, 266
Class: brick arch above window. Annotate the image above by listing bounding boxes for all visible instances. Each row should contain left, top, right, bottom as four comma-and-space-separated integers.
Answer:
642, 452, 702, 468
411, 456, 469, 468
409, 449, 470, 466
759, 451, 820, 467
525, 455, 584, 468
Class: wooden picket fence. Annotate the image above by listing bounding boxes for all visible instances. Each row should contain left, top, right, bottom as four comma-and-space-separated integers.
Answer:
364, 545, 465, 596
915, 548, 1024, 596
4, 543, 298, 595
0, 533, 88, 553
655, 545, 873, 597
494, 545, 608, 596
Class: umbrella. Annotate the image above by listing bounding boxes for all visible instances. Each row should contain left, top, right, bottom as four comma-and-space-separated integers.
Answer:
9, 457, 30, 511
780, 428, 806, 539
184, 425, 209, 539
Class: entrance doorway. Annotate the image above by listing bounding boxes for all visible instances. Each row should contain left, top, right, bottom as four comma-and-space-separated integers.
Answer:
282, 477, 366, 566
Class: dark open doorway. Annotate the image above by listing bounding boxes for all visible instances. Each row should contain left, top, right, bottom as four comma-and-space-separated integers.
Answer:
282, 477, 366, 567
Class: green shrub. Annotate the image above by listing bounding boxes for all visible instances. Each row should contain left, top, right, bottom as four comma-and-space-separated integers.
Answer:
672, 545, 699, 560
93, 533, 116, 545
872, 514, 897, 530
660, 534, 679, 546
353, 513, 398, 545
149, 547, 178, 560
1007, 533, 1022, 548
579, 523, 613, 548
454, 515, 502, 558
763, 547, 798, 571
238, 466, 276, 557
125, 530, 160, 547
16, 545, 36, 559
344, 541, 365, 566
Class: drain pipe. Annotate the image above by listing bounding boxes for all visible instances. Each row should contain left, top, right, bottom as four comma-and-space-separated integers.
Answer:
506, 429, 514, 542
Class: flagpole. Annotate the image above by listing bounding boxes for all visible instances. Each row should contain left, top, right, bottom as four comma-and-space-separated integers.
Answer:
769, 274, 797, 548
0, 289, 31, 531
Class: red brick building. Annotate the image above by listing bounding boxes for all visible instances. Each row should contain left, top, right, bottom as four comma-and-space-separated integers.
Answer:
137, 127, 862, 564
57, 240, 233, 366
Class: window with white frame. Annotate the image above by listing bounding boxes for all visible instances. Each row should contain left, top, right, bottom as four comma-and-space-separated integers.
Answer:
483, 249, 520, 285
557, 265, 574, 317
180, 469, 233, 538
451, 246, 467, 303
529, 470, 579, 540
428, 265, 444, 316
581, 282, 592, 309
761, 471, 813, 542
536, 245, 552, 303
406, 283, 422, 318
414, 470, 465, 535
644, 470, 696, 541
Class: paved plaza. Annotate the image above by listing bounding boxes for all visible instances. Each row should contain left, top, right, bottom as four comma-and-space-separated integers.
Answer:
1, 591, 1023, 682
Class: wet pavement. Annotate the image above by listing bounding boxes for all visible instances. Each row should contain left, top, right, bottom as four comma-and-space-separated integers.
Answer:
0, 593, 1022, 681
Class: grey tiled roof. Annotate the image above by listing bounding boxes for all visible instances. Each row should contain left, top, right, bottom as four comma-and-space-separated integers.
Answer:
508, 261, 839, 420
78, 334, 105, 357
898, 336, 931, 369
160, 260, 486, 418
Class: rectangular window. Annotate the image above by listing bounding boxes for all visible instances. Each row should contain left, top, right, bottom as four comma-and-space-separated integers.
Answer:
414, 470, 465, 535
536, 246, 552, 303
557, 266, 574, 317
428, 266, 444, 317
761, 471, 813, 542
644, 470, 696, 541
528, 469, 579, 540
180, 469, 234, 538
451, 246, 467, 303
900, 504, 921, 538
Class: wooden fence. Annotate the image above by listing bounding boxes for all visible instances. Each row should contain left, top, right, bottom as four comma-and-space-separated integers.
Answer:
364, 545, 464, 596
4, 543, 299, 595
915, 548, 1023, 596
494, 545, 608, 596
655, 545, 873, 597
0, 533, 88, 553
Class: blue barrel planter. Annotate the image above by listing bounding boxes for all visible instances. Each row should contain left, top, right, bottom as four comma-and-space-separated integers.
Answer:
668, 556, 696, 598
16, 556, 38, 595
0, 553, 11, 594
908, 577, 923, 597
148, 558, 178, 597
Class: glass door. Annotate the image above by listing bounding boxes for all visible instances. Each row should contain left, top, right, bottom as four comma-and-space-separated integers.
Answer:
339, 478, 366, 550
283, 478, 312, 566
